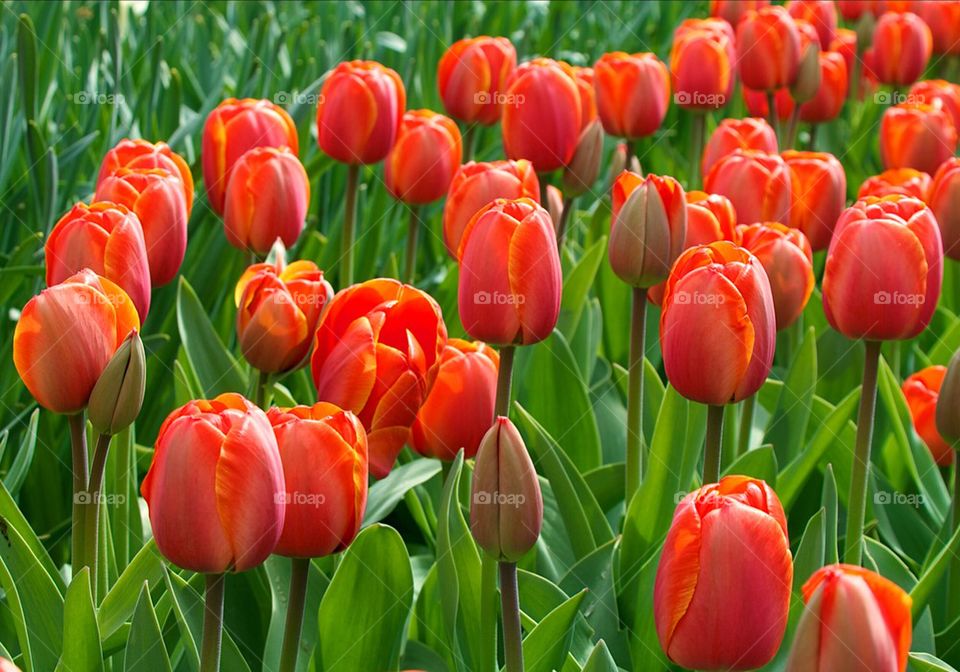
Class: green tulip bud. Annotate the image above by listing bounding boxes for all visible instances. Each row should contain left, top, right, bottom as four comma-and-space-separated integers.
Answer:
791, 43, 822, 105
563, 120, 604, 197
936, 347, 960, 446
88, 330, 145, 435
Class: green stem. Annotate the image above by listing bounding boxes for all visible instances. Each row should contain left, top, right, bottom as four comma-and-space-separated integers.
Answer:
766, 91, 780, 143
200, 574, 225, 672
689, 111, 706, 189
538, 173, 550, 210
556, 196, 574, 252
405, 205, 421, 284
737, 395, 756, 457
116, 426, 131, 570
494, 345, 516, 418
68, 414, 89, 577
255, 370, 269, 409
279, 558, 310, 672
341, 163, 360, 287
479, 553, 498, 672
500, 561, 524, 672
703, 404, 725, 484
843, 340, 882, 565
463, 122, 478, 161
625, 287, 647, 507
808, 123, 818, 151
84, 432, 111, 601
949, 460, 960, 618
785, 107, 801, 149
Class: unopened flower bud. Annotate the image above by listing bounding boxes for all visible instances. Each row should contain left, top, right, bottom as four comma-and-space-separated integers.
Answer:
87, 330, 146, 435
563, 120, 604, 197
937, 348, 960, 446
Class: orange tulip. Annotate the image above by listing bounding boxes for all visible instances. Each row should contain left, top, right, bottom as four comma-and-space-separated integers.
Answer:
661, 242, 776, 405
443, 159, 540, 258
710, 0, 771, 26
385, 109, 462, 205
317, 60, 406, 165
14, 270, 140, 414
786, 564, 912, 672
94, 167, 189, 286
829, 27, 857, 79
235, 257, 333, 373
871, 11, 932, 85
859, 167, 932, 200
909, 79, 960, 130
837, 0, 874, 20
311, 279, 446, 478
914, 1, 960, 54
593, 52, 671, 139
671, 19, 736, 110
45, 201, 151, 320
437, 36, 517, 125
742, 85, 794, 122
223, 147, 310, 254
902, 366, 953, 465
797, 50, 848, 122
268, 402, 368, 557
410, 339, 499, 460
880, 102, 958, 175
737, 222, 815, 329
458, 198, 561, 346
787, 0, 837, 48
702, 117, 778, 177
572, 66, 597, 129
823, 195, 943, 340
202, 98, 298, 215
930, 157, 960, 259
736, 6, 802, 90
782, 150, 847, 250
655, 476, 792, 670
501, 59, 582, 171
141, 394, 285, 572
97, 138, 194, 215
704, 149, 792, 225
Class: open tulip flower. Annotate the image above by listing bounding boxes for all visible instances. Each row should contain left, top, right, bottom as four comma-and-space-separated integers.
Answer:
880, 102, 958, 176
902, 366, 953, 466
859, 167, 933, 201
593, 51, 671, 141
930, 157, 960, 260
909, 79, 960, 131
702, 117, 779, 177
736, 5, 802, 91
437, 36, 517, 126
97, 138, 194, 215
871, 10, 932, 86
781, 149, 846, 251
705, 149, 792, 225
737, 222, 815, 330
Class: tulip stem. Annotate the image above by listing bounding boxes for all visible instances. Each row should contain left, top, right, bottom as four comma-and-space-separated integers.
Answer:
83, 432, 111, 601
200, 573, 225, 672
68, 414, 90, 578
279, 557, 310, 672
766, 91, 779, 142
405, 205, 421, 284
703, 404, 725, 484
479, 553, 498, 672
737, 395, 756, 457
495, 345, 516, 418
689, 111, 706, 189
808, 123, 818, 151
538, 173, 550, 212
254, 370, 269, 409
785, 108, 801, 149
625, 287, 647, 507
557, 196, 574, 252
844, 340, 882, 565
499, 561, 524, 672
341, 163, 360, 287
463, 122, 478, 160
949, 461, 960, 618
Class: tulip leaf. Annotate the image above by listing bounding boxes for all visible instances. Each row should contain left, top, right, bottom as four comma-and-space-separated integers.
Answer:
764, 325, 817, 463
262, 556, 329, 672
520, 589, 586, 672
99, 540, 166, 642
0, 474, 62, 591
55, 568, 104, 672
363, 458, 442, 526
723, 445, 777, 484
910, 521, 960, 620
558, 235, 607, 339
124, 583, 171, 672
581, 640, 618, 672
910, 652, 960, 671
3, 408, 37, 496
822, 464, 839, 565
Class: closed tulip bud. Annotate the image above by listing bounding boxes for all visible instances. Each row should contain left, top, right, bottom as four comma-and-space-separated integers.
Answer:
902, 366, 953, 464
797, 51, 848, 122
880, 102, 958, 180
787, 0, 837, 49
823, 195, 943, 340
45, 201, 152, 320
609, 172, 687, 287
671, 19, 736, 110
782, 150, 847, 251
545, 185, 564, 230
872, 11, 932, 85
859, 167, 932, 200
410, 340, 499, 460
87, 330, 145, 436
562, 120, 604, 196
572, 66, 598, 130
317, 60, 406, 165
702, 117, 779, 178
470, 417, 543, 562
141, 394, 285, 572
737, 6, 802, 90
14, 270, 140, 414
705, 149, 792, 225
268, 403, 368, 558
501, 59, 582, 172
930, 158, 960, 259
792, 40, 822, 103
909, 79, 960, 131
385, 110, 462, 205
443, 160, 540, 258
937, 347, 960, 444
594, 52, 671, 139
235, 258, 333, 373
312, 279, 446, 478
655, 476, 792, 670
710, 0, 771, 26
737, 222, 815, 330
202, 98, 298, 215
458, 198, 561, 346
97, 139, 194, 215
786, 564, 911, 672
437, 36, 517, 125
914, 1, 960, 55
94, 167, 189, 286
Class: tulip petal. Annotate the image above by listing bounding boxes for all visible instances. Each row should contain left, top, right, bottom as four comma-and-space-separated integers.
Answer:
312, 315, 378, 414
508, 214, 562, 344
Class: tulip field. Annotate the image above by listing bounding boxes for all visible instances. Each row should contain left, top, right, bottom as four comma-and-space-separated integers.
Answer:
7, 0, 960, 670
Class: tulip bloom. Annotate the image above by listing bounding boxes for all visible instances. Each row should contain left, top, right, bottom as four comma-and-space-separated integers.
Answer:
437, 36, 517, 125
235, 258, 333, 373
14, 270, 140, 414
45, 201, 152, 320
797, 51, 848, 123
94, 167, 189, 286
902, 366, 953, 465
311, 279, 446, 478
563, 120, 604, 197
782, 150, 847, 251
880, 103, 958, 176
572, 66, 598, 130
97, 138, 194, 215
443, 160, 540, 257
710, 0, 770, 26
787, 0, 837, 49
141, 394, 285, 573
702, 117, 778, 177
222, 147, 310, 254
830, 27, 857, 78
202, 98, 298, 215
410, 339, 499, 460
858, 167, 932, 200
930, 157, 960, 259
458, 198, 561, 346
837, 0, 873, 20
786, 564, 912, 672
268, 403, 368, 557
871, 11, 932, 85
317, 60, 406, 165
655, 476, 792, 670
738, 222, 815, 329
705, 149, 792, 225
823, 196, 943, 340
736, 6, 802, 90
915, 1, 960, 55
593, 52, 671, 139
501, 59, 582, 171
671, 19, 736, 110
909, 79, 960, 131
385, 110, 462, 205
742, 86, 794, 123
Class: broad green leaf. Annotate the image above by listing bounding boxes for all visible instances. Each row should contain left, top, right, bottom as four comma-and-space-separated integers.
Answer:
764, 326, 817, 463
363, 458, 442, 525
55, 568, 103, 672
0, 476, 62, 591
124, 584, 171, 672
723, 445, 777, 484
176, 277, 247, 396
558, 236, 607, 338
100, 540, 166, 641
3, 408, 37, 495
911, 652, 960, 671
581, 640, 618, 672
910, 521, 960, 619
522, 590, 586, 672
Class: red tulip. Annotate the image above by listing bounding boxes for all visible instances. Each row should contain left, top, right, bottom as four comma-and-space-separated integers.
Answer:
837, 0, 874, 20
702, 117, 778, 177
829, 27, 857, 80
880, 102, 958, 175
787, 0, 837, 48
311, 279, 447, 478
902, 366, 953, 465
736, 6, 802, 90
710, 0, 771, 26
655, 476, 792, 670
671, 19, 736, 110
742, 85, 794, 122
385, 110, 462, 205
268, 402, 368, 557
317, 60, 406, 165
871, 11, 932, 85
797, 50, 848, 122
823, 195, 943, 340
909, 79, 960, 130
930, 157, 960, 259
738, 221, 815, 329
202, 98, 298, 215
859, 167, 932, 200
782, 150, 847, 251
141, 394, 285, 573
705, 149, 792, 225
437, 36, 517, 125
593, 52, 671, 139
97, 138, 194, 215
914, 1, 960, 55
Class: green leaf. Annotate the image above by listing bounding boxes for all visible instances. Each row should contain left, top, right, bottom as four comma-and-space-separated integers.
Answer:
176, 277, 247, 396
723, 445, 777, 484
910, 521, 960, 619
363, 458, 442, 526
764, 326, 817, 463
124, 584, 171, 672
822, 464, 839, 565
910, 652, 960, 671
100, 540, 166, 642
3, 408, 37, 496
581, 640, 618, 672
558, 236, 607, 339
0, 476, 62, 592
521, 590, 586, 672
55, 568, 103, 672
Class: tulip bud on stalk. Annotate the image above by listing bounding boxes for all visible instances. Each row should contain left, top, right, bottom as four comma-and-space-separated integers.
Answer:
560, 120, 604, 248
